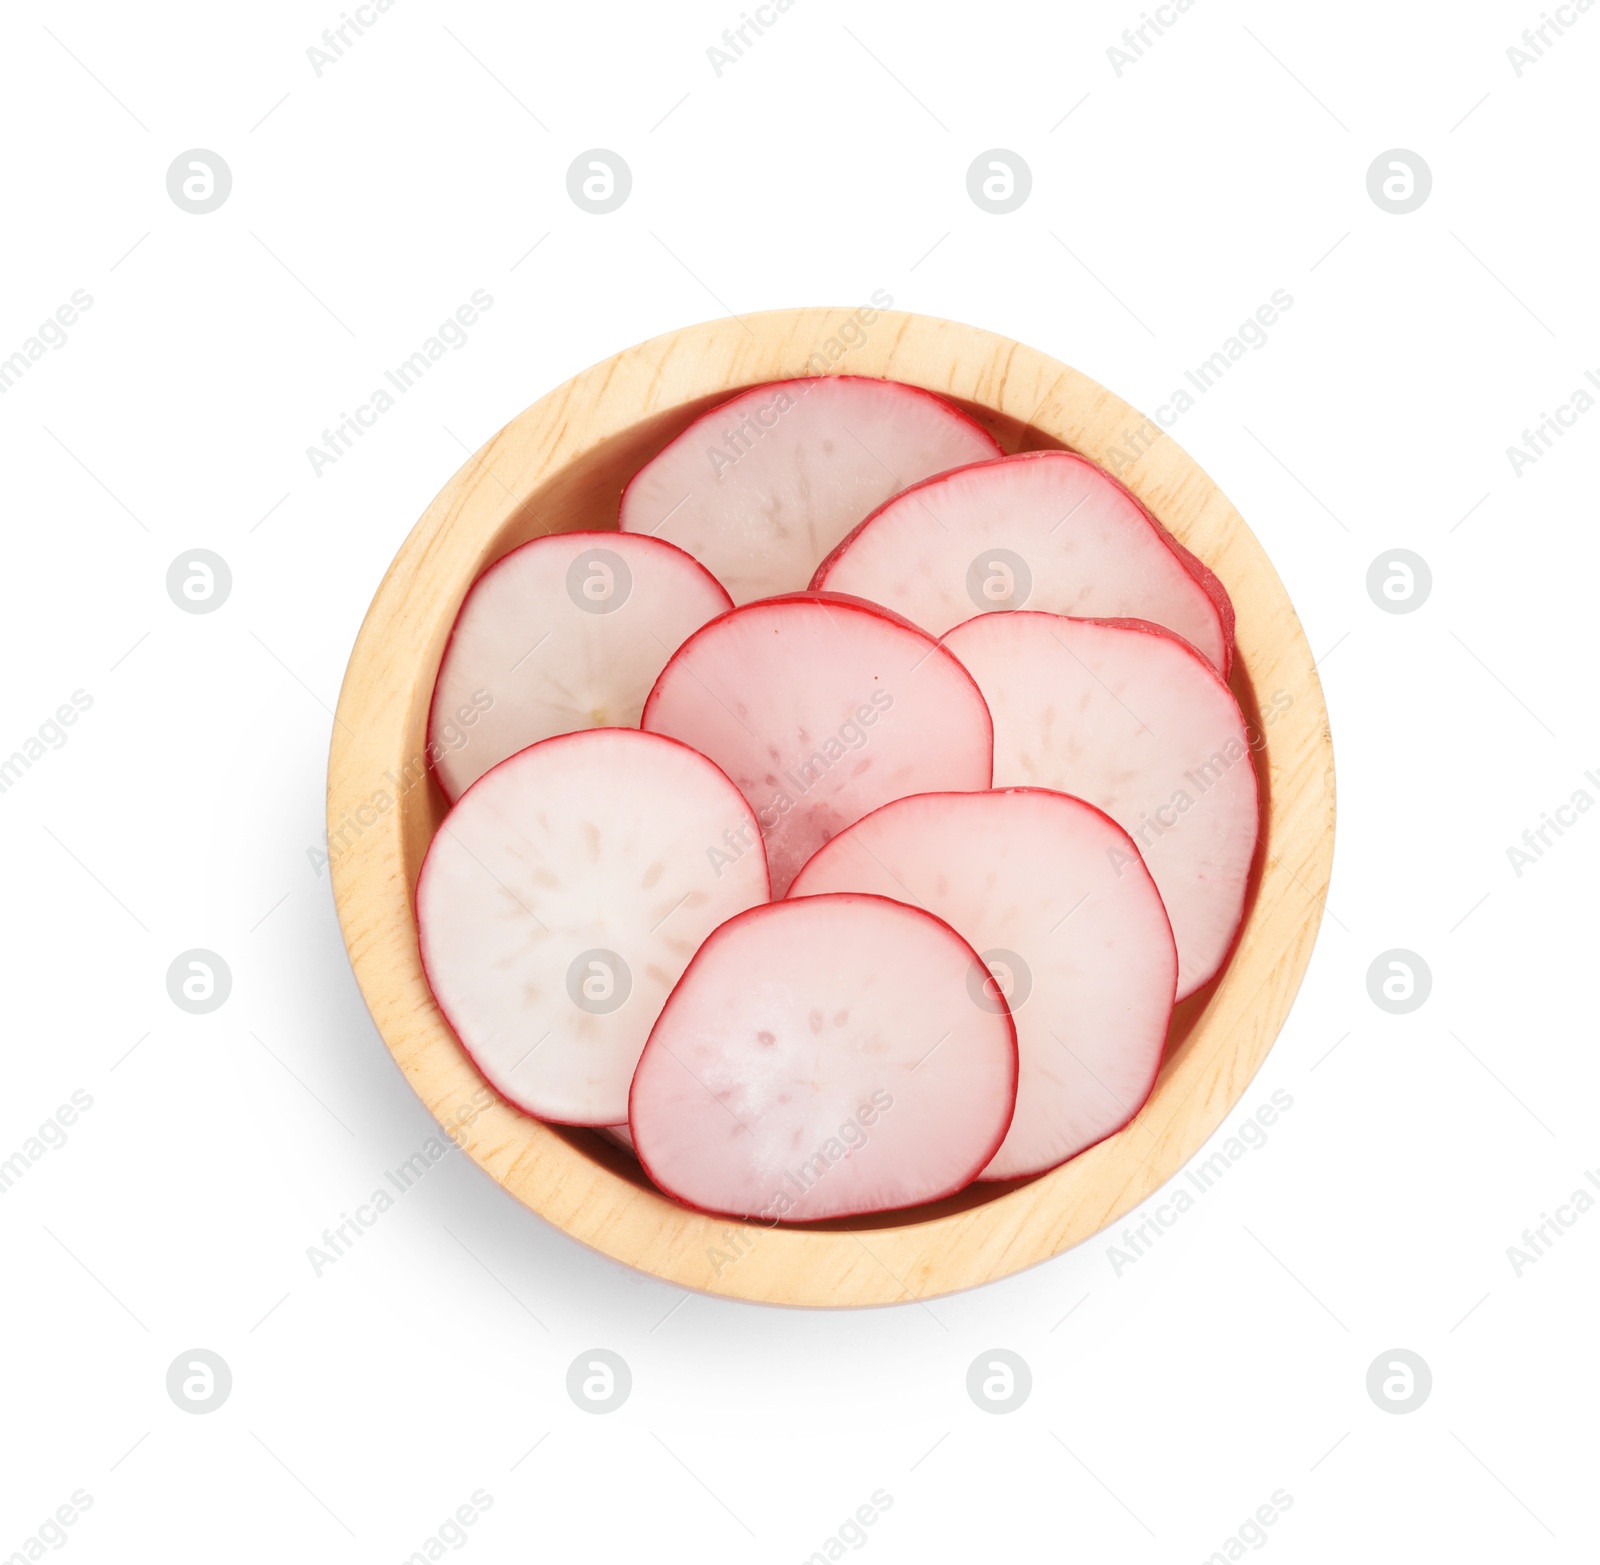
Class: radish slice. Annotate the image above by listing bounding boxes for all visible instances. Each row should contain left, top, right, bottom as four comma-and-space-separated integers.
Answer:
428, 531, 732, 802
629, 894, 1018, 1221
789, 790, 1176, 1179
941, 613, 1259, 999
598, 1124, 635, 1153
416, 729, 769, 1125
618, 377, 1001, 605
641, 592, 993, 896
812, 450, 1234, 674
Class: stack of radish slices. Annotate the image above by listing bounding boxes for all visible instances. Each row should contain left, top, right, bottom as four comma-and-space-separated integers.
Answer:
417, 375, 1260, 1225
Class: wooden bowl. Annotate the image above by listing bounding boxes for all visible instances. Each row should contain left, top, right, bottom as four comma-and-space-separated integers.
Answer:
328, 307, 1335, 1307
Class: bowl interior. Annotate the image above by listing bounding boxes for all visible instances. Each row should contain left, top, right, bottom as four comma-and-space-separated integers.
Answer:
395, 388, 1272, 1229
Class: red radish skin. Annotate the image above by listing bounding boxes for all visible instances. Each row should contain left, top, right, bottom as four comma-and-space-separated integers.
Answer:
416, 729, 769, 1126
641, 592, 994, 896
618, 376, 1001, 605
427, 531, 732, 802
811, 450, 1235, 675
788, 789, 1177, 1180
628, 894, 1018, 1222
941, 612, 1260, 1000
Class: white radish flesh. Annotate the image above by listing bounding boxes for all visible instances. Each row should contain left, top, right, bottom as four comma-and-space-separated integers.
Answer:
416, 729, 769, 1125
641, 592, 993, 896
618, 377, 1001, 605
941, 613, 1259, 999
812, 450, 1234, 674
428, 531, 732, 802
788, 789, 1177, 1180
629, 894, 1018, 1221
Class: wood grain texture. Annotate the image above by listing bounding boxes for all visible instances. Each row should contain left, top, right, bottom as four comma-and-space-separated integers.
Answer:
327, 307, 1336, 1307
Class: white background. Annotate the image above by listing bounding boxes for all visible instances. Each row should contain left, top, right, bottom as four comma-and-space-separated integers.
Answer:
2, 0, 1596, 1559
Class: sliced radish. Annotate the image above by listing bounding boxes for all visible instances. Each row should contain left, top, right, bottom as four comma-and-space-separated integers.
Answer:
618, 376, 1001, 605
941, 613, 1259, 999
629, 894, 1017, 1221
428, 531, 732, 802
788, 790, 1177, 1180
641, 592, 993, 896
416, 729, 769, 1125
812, 450, 1234, 674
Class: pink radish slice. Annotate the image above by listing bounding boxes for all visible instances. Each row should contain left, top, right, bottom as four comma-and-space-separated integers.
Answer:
618, 377, 1001, 605
629, 894, 1017, 1222
428, 531, 732, 802
788, 789, 1177, 1180
941, 613, 1259, 999
598, 1124, 635, 1153
812, 450, 1234, 674
641, 592, 993, 896
416, 729, 769, 1125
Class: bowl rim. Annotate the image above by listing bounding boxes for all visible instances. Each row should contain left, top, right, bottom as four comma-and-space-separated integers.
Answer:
328, 305, 1336, 1308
